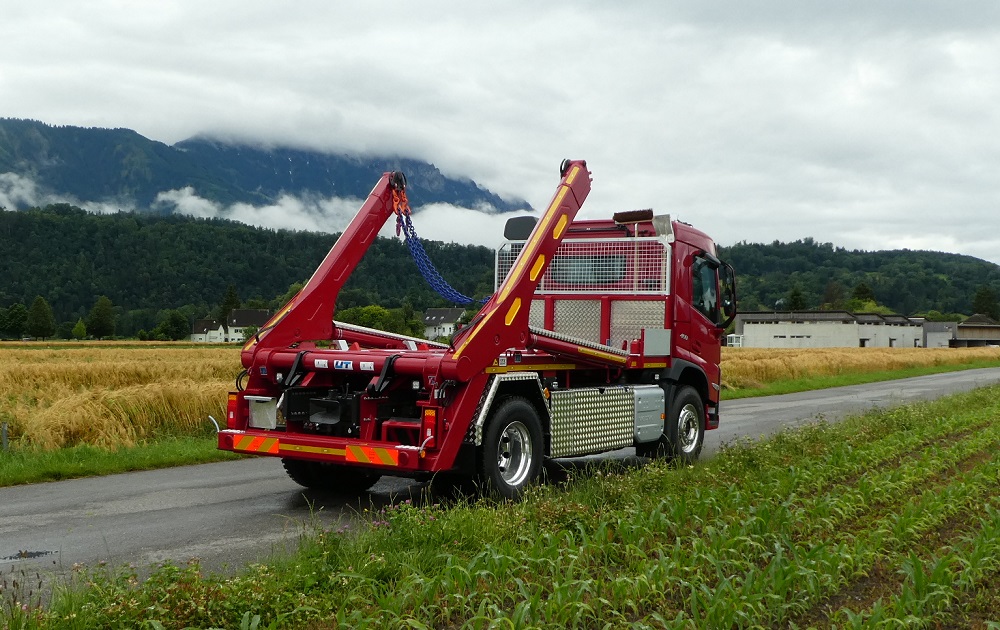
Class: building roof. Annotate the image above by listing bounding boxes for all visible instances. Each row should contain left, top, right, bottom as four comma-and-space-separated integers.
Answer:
736, 311, 921, 326
423, 307, 466, 325
228, 309, 271, 327
192, 319, 222, 334
880, 314, 913, 325
737, 311, 854, 324
961, 313, 1000, 327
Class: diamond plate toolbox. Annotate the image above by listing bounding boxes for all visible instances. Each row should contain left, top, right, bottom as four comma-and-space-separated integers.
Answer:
549, 386, 633, 457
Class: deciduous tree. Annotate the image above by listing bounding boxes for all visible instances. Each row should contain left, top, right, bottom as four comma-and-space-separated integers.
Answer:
0, 303, 28, 339
26, 296, 56, 339
153, 310, 192, 341
972, 286, 1000, 321
87, 296, 116, 339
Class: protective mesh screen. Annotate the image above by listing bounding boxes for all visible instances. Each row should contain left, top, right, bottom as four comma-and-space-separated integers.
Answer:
496, 238, 669, 295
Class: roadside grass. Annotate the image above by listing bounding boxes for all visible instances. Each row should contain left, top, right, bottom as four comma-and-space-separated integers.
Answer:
0, 437, 240, 487
6, 385, 1000, 629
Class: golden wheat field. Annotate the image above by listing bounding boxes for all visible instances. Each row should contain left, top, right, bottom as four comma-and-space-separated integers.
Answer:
2, 342, 1000, 451
0, 342, 239, 450
720, 345, 1000, 389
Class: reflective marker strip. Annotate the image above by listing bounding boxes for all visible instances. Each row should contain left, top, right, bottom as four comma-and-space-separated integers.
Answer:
578, 346, 629, 364
234, 436, 280, 454
346, 445, 399, 466
279, 444, 347, 457
485, 362, 576, 374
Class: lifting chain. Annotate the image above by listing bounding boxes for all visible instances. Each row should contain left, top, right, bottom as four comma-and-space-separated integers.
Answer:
391, 181, 487, 306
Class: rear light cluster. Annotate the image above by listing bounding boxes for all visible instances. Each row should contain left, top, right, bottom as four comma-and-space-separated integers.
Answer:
421, 408, 438, 449
226, 393, 238, 429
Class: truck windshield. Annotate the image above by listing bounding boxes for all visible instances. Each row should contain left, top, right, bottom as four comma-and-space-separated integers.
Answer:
548, 255, 627, 286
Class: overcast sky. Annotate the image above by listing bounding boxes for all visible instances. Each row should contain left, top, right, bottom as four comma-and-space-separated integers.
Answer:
2, 2, 999, 263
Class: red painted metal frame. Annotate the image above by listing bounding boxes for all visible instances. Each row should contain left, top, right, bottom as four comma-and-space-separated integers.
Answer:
240, 171, 404, 384
222, 161, 595, 474
441, 160, 592, 382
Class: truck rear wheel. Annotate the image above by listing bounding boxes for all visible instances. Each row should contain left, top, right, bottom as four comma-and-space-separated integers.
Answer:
636, 385, 705, 464
480, 398, 544, 500
281, 458, 381, 494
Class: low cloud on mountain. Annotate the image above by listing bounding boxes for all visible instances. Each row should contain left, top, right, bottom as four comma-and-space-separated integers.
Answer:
0, 172, 532, 250
152, 186, 532, 248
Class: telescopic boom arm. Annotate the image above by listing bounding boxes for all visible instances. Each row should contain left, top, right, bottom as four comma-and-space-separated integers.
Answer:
440, 159, 592, 382
241, 172, 406, 370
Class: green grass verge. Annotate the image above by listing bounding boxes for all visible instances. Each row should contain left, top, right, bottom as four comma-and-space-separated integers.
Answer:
0, 437, 241, 487
7, 385, 1000, 628
722, 358, 1000, 399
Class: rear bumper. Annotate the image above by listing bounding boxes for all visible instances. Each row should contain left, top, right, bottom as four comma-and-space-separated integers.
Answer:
218, 429, 427, 471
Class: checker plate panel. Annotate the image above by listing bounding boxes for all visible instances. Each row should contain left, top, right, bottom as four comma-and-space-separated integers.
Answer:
549, 387, 633, 457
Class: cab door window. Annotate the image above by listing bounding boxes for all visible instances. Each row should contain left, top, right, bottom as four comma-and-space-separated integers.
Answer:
692, 255, 719, 324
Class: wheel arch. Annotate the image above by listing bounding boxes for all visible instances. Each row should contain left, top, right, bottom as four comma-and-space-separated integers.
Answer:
662, 359, 709, 408
471, 373, 550, 452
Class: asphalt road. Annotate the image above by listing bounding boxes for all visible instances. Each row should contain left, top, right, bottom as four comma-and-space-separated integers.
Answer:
3, 367, 1000, 583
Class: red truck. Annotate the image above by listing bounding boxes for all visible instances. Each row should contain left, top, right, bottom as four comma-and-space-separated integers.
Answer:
218, 160, 737, 498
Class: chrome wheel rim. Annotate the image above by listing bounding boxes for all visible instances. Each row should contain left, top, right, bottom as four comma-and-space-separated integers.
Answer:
497, 420, 532, 486
677, 404, 700, 453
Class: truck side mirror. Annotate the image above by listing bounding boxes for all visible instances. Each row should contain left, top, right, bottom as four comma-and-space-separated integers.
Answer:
504, 216, 538, 240
719, 263, 737, 329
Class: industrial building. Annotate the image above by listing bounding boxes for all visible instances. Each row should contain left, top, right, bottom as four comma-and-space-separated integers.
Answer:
732, 311, 923, 348
731, 311, 1000, 349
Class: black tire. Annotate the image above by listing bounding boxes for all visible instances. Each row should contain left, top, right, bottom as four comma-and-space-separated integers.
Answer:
635, 385, 705, 464
281, 458, 381, 494
634, 436, 661, 459
479, 398, 544, 500
429, 472, 477, 500
667, 386, 705, 464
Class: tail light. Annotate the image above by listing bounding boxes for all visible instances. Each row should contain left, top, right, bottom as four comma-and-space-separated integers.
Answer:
227, 393, 239, 429
420, 408, 438, 450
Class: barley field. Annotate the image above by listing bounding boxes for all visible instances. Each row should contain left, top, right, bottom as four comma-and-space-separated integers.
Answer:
2, 342, 999, 451
0, 342, 239, 450
721, 345, 1000, 390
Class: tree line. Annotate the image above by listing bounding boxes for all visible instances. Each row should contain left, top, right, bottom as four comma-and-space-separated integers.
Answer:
0, 204, 494, 339
3, 205, 1000, 341
719, 238, 1000, 318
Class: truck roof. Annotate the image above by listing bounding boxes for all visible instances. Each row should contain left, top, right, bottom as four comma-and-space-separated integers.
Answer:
673, 220, 717, 256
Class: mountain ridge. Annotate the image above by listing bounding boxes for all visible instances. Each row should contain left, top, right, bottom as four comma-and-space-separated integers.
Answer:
0, 118, 529, 213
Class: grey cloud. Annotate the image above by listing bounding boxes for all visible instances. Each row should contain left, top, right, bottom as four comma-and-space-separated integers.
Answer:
2, 2, 1000, 264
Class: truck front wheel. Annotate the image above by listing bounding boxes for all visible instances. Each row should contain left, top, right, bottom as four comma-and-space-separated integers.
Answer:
668, 386, 705, 465
480, 398, 544, 500
281, 458, 381, 494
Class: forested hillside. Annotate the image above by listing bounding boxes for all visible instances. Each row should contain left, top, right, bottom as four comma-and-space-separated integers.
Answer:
2, 205, 998, 339
0, 204, 493, 336
719, 238, 1000, 316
